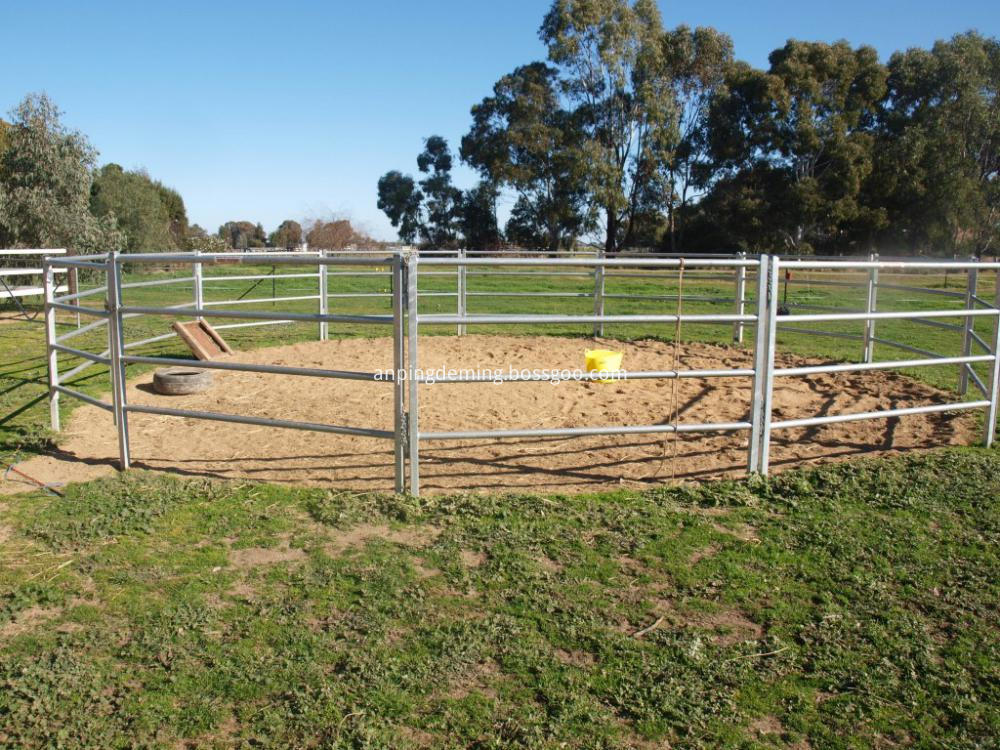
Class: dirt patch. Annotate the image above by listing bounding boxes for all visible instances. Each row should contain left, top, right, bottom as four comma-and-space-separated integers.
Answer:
537, 555, 563, 573
555, 648, 596, 667
0, 605, 62, 640
442, 660, 501, 700
229, 537, 305, 569
688, 544, 720, 564
323, 523, 439, 556
712, 522, 761, 543
6, 335, 978, 495
459, 549, 486, 567
628, 598, 764, 646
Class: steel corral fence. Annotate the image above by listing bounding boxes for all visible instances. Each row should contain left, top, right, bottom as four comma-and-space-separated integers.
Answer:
41, 249, 1000, 496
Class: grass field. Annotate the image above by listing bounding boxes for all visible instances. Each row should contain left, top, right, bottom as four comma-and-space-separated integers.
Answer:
1, 258, 999, 747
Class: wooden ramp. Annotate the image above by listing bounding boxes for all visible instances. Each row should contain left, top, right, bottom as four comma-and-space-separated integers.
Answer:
171, 320, 234, 360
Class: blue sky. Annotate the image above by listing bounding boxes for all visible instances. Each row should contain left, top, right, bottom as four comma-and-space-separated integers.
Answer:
3, 0, 998, 241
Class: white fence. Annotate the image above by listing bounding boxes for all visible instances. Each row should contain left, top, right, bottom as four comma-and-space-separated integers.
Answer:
1, 248, 69, 301
41, 250, 1000, 496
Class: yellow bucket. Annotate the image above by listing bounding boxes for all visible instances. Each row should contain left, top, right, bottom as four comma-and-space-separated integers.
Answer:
585, 349, 624, 383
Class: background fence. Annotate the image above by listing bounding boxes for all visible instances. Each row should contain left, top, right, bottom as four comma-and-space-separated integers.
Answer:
39, 249, 1000, 496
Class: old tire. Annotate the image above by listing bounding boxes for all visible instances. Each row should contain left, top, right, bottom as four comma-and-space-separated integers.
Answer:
152, 367, 213, 395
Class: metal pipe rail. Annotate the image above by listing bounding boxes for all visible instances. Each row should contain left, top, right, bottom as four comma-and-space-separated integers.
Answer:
40, 251, 1000, 498
412, 367, 756, 384
123, 354, 388, 382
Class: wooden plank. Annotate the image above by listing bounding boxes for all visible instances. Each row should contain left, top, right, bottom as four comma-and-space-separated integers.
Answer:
171, 320, 234, 360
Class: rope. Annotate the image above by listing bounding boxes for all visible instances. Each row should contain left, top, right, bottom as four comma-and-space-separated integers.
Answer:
0, 276, 41, 322
643, 259, 685, 481
2, 458, 64, 497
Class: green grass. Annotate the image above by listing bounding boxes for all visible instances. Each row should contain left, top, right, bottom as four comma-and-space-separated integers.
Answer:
2, 261, 999, 747
1, 451, 998, 747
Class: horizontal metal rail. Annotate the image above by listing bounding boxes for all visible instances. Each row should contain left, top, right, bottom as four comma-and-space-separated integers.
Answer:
0, 267, 66, 277
873, 281, 968, 299
44, 258, 106, 270
413, 368, 755, 384
201, 272, 320, 282
870, 337, 945, 359
419, 421, 752, 441
771, 400, 990, 430
779, 260, 1000, 270
123, 354, 387, 382
125, 403, 393, 440
49, 301, 107, 317
52, 343, 110, 364
0, 248, 66, 256
774, 354, 994, 377
54, 285, 107, 303
113, 252, 396, 265
121, 276, 194, 290
779, 308, 999, 323
56, 317, 108, 342
200, 294, 319, 307
121, 304, 392, 325
421, 257, 760, 268
419, 313, 755, 325
54, 385, 112, 411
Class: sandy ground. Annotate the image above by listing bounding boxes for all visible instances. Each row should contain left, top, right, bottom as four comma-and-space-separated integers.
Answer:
2, 335, 978, 495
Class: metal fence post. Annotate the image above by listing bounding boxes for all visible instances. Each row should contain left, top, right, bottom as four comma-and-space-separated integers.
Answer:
193, 250, 203, 321
392, 255, 406, 493
592, 251, 605, 338
747, 254, 770, 474
107, 252, 131, 469
319, 250, 329, 342
405, 252, 420, 495
758, 258, 780, 475
959, 257, 978, 395
984, 269, 1000, 447
457, 248, 466, 336
733, 252, 747, 344
863, 252, 879, 363
43, 262, 60, 432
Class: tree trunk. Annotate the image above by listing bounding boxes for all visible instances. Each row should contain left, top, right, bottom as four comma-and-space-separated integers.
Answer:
605, 210, 618, 255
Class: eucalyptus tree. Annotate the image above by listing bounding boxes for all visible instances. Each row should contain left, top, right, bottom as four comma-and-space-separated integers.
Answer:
540, 0, 674, 252
658, 25, 734, 251
876, 32, 1000, 253
416, 136, 464, 246
461, 62, 592, 252
0, 93, 122, 253
90, 164, 174, 252
377, 136, 464, 247
709, 41, 887, 253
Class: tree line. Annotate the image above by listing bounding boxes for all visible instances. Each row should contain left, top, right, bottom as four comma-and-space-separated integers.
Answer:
377, 0, 999, 255
0, 94, 374, 257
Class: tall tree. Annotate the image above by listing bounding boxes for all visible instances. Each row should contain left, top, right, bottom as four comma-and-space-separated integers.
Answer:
874, 32, 1000, 254
306, 219, 366, 249
460, 181, 502, 251
90, 164, 174, 252
540, 0, 674, 252
155, 183, 188, 248
377, 171, 423, 243
658, 25, 734, 251
269, 219, 303, 249
218, 221, 266, 249
377, 136, 464, 247
0, 93, 122, 253
416, 136, 463, 246
461, 62, 592, 252
709, 41, 888, 253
